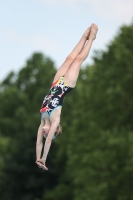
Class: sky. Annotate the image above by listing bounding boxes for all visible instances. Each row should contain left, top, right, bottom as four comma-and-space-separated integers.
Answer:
0, 0, 133, 81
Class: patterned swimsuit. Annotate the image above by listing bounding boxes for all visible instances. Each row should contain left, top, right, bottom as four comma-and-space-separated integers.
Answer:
40, 77, 73, 116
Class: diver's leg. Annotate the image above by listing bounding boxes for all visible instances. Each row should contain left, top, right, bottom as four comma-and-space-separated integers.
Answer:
64, 24, 98, 88
53, 27, 91, 82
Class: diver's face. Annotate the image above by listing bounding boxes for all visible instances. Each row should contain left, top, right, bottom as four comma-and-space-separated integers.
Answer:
43, 128, 57, 140
42, 126, 59, 140
43, 132, 57, 140
42, 126, 50, 138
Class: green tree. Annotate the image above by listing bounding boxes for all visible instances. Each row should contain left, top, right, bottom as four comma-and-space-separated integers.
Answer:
64, 23, 133, 200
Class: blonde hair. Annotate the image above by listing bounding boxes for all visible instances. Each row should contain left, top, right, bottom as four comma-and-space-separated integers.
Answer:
57, 123, 62, 134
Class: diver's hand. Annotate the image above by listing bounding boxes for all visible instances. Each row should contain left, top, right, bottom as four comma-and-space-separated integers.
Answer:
35, 159, 48, 170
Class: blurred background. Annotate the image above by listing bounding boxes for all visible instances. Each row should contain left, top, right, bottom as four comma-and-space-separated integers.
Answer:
0, 0, 133, 200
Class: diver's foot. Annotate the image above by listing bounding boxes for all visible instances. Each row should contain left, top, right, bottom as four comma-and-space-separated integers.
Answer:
84, 26, 91, 40
90, 23, 98, 40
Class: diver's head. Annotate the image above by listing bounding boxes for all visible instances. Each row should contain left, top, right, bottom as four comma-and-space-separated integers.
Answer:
43, 124, 62, 141
42, 125, 50, 138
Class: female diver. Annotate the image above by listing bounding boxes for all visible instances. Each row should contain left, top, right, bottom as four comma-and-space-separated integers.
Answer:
36, 23, 98, 170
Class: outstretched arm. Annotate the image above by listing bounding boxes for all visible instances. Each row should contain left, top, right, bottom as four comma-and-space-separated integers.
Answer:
38, 119, 60, 170
36, 122, 44, 161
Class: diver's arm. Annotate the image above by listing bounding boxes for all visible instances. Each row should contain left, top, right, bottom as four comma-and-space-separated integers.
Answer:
36, 123, 43, 160
41, 119, 60, 164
